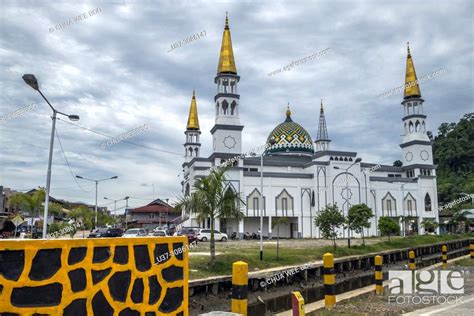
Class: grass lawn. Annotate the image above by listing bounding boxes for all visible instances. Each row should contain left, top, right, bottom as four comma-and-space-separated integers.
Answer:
189, 233, 473, 279
452, 257, 474, 267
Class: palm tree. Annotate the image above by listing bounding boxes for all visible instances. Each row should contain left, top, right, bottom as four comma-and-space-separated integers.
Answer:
272, 217, 288, 260
174, 166, 245, 263
7, 189, 45, 217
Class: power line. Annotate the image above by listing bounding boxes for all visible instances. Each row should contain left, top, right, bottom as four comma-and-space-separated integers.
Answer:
57, 118, 184, 157
55, 127, 90, 193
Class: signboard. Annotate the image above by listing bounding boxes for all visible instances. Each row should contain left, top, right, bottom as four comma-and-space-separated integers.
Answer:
12, 215, 23, 227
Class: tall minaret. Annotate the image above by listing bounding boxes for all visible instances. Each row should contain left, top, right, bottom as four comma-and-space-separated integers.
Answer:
400, 43, 433, 169
184, 90, 201, 162
315, 100, 331, 151
211, 13, 243, 157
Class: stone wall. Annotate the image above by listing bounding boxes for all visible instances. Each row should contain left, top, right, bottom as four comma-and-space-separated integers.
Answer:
0, 236, 188, 315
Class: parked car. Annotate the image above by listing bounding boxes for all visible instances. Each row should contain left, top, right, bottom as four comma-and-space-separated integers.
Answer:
197, 229, 228, 242
153, 229, 168, 237
176, 227, 198, 244
88, 228, 123, 238
122, 228, 148, 237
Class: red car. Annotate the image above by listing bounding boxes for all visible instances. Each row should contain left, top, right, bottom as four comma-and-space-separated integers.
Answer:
177, 227, 198, 244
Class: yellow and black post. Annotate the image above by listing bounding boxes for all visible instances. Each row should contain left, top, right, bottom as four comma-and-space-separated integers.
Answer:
323, 253, 336, 309
442, 245, 448, 269
471, 243, 474, 259
409, 250, 416, 270
231, 261, 248, 315
291, 291, 305, 316
375, 255, 383, 295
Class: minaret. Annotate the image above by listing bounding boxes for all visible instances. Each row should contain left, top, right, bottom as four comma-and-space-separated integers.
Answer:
184, 90, 201, 162
211, 13, 243, 157
315, 100, 331, 151
400, 43, 433, 170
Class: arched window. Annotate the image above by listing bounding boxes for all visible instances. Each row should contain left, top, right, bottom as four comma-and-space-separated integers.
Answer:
189, 147, 193, 157
424, 193, 432, 212
409, 121, 414, 133
222, 100, 229, 115
415, 120, 421, 132
216, 102, 220, 116
195, 147, 199, 157
275, 189, 294, 217
185, 183, 190, 196
247, 188, 265, 217
382, 192, 396, 217
231, 101, 237, 115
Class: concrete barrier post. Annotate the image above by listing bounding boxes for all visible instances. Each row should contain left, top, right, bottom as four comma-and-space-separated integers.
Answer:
442, 245, 448, 269
375, 255, 383, 295
291, 291, 304, 316
409, 250, 416, 270
231, 261, 248, 316
323, 253, 336, 309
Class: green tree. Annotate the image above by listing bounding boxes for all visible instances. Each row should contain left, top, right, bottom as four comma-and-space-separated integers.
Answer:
175, 166, 245, 262
314, 204, 345, 250
393, 160, 403, 167
68, 205, 94, 230
378, 217, 400, 241
272, 217, 289, 260
448, 208, 471, 233
7, 189, 45, 217
420, 219, 439, 234
48, 202, 64, 217
347, 204, 374, 245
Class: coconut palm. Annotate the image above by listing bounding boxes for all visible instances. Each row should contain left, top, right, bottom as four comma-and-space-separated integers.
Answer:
174, 166, 245, 262
7, 189, 45, 217
272, 217, 289, 260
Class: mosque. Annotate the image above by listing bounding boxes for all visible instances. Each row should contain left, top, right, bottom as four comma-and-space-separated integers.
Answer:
180, 15, 439, 238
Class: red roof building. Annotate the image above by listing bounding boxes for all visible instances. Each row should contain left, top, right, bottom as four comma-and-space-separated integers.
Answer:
128, 199, 180, 229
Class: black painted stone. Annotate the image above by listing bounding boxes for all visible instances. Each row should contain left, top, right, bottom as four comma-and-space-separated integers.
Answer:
108, 270, 131, 302
0, 250, 25, 281
172, 243, 184, 260
131, 277, 144, 303
63, 298, 86, 316
68, 247, 87, 265
0, 283, 3, 295
145, 313, 156, 316
119, 307, 140, 316
148, 275, 162, 304
29, 249, 61, 281
93, 246, 110, 263
133, 245, 151, 272
92, 290, 113, 316
154, 243, 170, 264
114, 245, 128, 264
177, 313, 184, 316
68, 268, 86, 292
92, 267, 112, 284
162, 265, 183, 282
158, 287, 183, 313
11, 283, 63, 307
0, 313, 19, 316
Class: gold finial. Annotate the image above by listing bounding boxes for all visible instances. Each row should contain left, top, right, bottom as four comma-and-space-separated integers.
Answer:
187, 90, 199, 130
217, 13, 237, 74
286, 103, 291, 117
404, 42, 421, 99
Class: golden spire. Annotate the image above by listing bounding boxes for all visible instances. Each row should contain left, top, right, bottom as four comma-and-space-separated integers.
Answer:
217, 12, 237, 74
404, 42, 421, 99
285, 103, 292, 122
186, 90, 199, 130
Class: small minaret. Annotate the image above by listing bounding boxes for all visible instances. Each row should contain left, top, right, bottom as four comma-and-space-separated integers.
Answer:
315, 100, 331, 151
400, 43, 433, 168
184, 90, 201, 162
211, 13, 243, 156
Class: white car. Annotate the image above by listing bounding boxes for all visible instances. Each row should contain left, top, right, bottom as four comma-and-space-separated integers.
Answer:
197, 229, 228, 242
123, 228, 148, 237
153, 229, 168, 237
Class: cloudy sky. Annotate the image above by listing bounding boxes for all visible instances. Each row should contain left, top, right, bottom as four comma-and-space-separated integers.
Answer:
0, 0, 472, 211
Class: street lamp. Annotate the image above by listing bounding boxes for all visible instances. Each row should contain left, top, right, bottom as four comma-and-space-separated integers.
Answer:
251, 137, 276, 261
333, 157, 362, 248
22, 74, 80, 239
104, 196, 129, 228
76, 175, 118, 228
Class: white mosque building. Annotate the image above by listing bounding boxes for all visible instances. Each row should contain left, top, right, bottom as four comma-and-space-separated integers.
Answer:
180, 15, 439, 238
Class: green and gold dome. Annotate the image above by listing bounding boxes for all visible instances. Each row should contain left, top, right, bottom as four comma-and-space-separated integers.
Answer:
267, 107, 314, 155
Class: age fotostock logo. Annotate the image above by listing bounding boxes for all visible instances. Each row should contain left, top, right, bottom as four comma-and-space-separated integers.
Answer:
388, 270, 464, 305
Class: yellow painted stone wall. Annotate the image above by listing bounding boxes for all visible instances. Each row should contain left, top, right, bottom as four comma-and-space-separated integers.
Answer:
0, 236, 188, 316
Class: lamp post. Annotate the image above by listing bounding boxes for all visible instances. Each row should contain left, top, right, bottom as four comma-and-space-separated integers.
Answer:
22, 74, 80, 239
104, 196, 129, 227
125, 196, 129, 230
401, 183, 406, 237
76, 175, 118, 228
333, 157, 362, 248
252, 138, 276, 261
